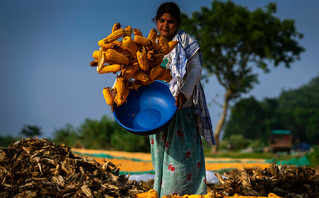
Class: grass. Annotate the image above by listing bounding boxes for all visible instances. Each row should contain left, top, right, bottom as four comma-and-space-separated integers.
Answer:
204, 149, 293, 160
204, 149, 319, 168
306, 145, 319, 167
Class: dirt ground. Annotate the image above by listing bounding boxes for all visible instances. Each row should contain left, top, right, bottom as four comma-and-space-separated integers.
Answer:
71, 148, 270, 173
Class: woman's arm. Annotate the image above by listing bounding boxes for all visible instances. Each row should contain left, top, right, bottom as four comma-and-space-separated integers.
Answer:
181, 51, 202, 98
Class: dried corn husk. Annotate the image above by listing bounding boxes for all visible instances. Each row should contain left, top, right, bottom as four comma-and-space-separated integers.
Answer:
0, 138, 144, 197
207, 164, 319, 198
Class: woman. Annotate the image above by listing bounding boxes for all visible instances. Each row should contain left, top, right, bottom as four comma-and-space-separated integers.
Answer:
149, 2, 215, 197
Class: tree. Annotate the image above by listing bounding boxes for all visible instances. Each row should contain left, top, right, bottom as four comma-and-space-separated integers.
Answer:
224, 97, 285, 144
224, 74, 319, 146
180, 1, 304, 152
78, 115, 115, 149
20, 124, 42, 138
53, 123, 79, 147
278, 75, 319, 144
223, 97, 264, 140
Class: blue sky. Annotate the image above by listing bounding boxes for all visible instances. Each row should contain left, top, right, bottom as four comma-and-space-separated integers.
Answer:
0, 0, 318, 138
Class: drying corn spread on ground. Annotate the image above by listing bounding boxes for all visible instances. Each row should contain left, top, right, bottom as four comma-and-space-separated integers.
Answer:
136, 189, 283, 198
90, 23, 178, 107
2, 139, 316, 197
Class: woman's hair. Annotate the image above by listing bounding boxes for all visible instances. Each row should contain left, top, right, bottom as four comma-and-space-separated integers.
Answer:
153, 2, 181, 25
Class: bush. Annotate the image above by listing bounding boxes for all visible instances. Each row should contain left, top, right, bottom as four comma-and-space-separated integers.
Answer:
228, 134, 250, 150
53, 124, 80, 147
0, 135, 18, 148
307, 145, 319, 167
110, 123, 150, 152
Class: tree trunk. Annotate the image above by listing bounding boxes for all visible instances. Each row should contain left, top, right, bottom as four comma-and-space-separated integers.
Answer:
211, 90, 231, 153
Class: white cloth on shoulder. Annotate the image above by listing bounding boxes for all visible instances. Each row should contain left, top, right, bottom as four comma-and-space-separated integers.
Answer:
168, 30, 216, 146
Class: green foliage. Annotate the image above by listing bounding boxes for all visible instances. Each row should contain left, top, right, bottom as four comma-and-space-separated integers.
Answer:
224, 74, 319, 145
224, 96, 285, 144
180, 1, 304, 150
218, 139, 229, 150
78, 116, 114, 149
51, 115, 150, 152
278, 75, 319, 144
307, 145, 319, 167
204, 150, 289, 160
224, 97, 265, 140
180, 0, 304, 99
110, 123, 150, 152
0, 135, 18, 148
227, 134, 249, 150
20, 124, 42, 138
52, 124, 80, 148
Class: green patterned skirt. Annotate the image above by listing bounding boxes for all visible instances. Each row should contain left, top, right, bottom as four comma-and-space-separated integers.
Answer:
149, 107, 207, 197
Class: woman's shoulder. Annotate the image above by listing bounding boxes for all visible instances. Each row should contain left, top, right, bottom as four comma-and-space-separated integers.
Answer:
177, 30, 197, 42
176, 30, 200, 55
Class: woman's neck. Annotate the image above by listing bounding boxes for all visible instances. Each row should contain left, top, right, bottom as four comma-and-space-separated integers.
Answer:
164, 31, 178, 41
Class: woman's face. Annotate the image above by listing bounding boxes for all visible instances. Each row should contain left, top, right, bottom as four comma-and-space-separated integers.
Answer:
156, 12, 179, 40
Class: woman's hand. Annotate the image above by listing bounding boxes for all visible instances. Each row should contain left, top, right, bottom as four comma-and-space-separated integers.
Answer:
175, 92, 187, 110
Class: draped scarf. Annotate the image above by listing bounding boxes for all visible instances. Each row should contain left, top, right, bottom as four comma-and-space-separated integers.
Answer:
168, 30, 216, 146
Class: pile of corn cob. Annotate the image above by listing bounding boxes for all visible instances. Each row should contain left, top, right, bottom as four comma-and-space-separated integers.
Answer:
90, 23, 178, 107
136, 189, 283, 198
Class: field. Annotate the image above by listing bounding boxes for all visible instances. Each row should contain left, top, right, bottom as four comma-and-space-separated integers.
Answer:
71, 148, 273, 174
1, 138, 317, 197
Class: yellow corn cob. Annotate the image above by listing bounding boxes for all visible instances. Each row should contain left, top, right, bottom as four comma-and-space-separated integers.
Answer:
103, 87, 114, 105
137, 47, 149, 71
98, 40, 106, 47
121, 63, 139, 79
133, 28, 143, 36
156, 68, 172, 81
105, 49, 130, 65
90, 59, 98, 67
132, 70, 149, 82
168, 40, 179, 51
268, 193, 283, 198
92, 50, 100, 59
122, 36, 139, 57
147, 28, 157, 42
98, 64, 122, 74
132, 80, 143, 90
150, 40, 161, 51
124, 25, 132, 37
98, 40, 122, 49
97, 40, 122, 52
136, 189, 158, 198
147, 50, 155, 61
126, 81, 134, 90
113, 76, 126, 100
134, 35, 151, 46
98, 40, 110, 48
141, 79, 155, 85
128, 54, 137, 63
112, 23, 121, 33
111, 40, 122, 48
149, 53, 164, 67
104, 28, 125, 43
115, 87, 129, 106
114, 42, 130, 55
149, 65, 165, 80
159, 36, 170, 55
104, 60, 120, 66
187, 195, 203, 198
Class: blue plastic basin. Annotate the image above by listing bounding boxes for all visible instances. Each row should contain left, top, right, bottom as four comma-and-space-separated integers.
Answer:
113, 80, 177, 135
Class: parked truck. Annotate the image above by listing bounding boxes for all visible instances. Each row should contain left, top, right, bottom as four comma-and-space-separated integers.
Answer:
269, 130, 292, 154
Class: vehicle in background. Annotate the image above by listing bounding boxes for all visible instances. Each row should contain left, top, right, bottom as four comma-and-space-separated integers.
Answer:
269, 130, 292, 154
